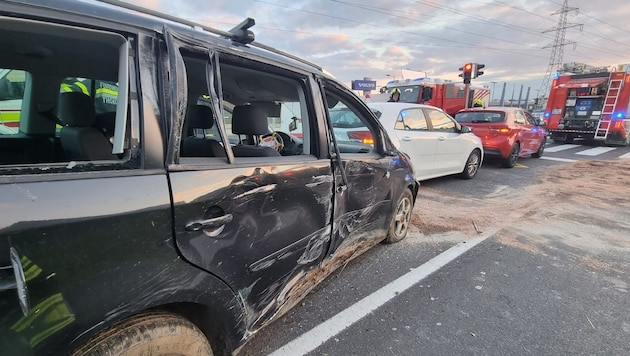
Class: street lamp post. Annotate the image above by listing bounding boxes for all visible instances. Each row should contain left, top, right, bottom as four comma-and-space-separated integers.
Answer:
386, 74, 396, 81
402, 68, 428, 78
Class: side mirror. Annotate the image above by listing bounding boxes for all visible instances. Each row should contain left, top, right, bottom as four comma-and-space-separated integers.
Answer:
537, 119, 546, 126
460, 125, 472, 133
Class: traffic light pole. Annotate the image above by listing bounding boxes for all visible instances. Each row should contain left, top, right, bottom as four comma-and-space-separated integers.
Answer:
464, 83, 470, 109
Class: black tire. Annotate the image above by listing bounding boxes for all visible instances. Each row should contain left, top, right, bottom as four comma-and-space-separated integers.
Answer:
460, 149, 481, 179
502, 142, 520, 168
531, 137, 546, 158
71, 312, 213, 356
552, 134, 573, 144
383, 189, 414, 244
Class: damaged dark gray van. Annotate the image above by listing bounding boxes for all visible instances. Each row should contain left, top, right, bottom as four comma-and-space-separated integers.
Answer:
0, 0, 418, 354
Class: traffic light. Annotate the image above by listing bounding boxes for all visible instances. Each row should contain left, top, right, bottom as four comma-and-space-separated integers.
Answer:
473, 63, 485, 79
459, 63, 473, 84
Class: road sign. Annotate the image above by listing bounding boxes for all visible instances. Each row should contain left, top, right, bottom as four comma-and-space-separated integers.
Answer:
351, 80, 377, 91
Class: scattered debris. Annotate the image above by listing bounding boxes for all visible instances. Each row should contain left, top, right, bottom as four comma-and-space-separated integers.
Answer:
472, 220, 483, 233
587, 315, 595, 329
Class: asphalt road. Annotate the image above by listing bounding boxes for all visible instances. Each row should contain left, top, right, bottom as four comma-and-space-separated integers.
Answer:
238, 141, 630, 356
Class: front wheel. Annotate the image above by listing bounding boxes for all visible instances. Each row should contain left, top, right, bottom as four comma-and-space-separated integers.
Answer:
502, 142, 520, 168
71, 312, 213, 356
383, 189, 414, 244
460, 149, 481, 179
531, 137, 546, 158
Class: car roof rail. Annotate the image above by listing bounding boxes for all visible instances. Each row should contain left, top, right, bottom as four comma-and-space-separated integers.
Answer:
95, 0, 322, 71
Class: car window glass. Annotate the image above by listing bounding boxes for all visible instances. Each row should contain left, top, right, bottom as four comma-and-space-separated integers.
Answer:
454, 111, 505, 123
514, 111, 527, 124
179, 49, 227, 159
325, 88, 376, 154
0, 20, 133, 171
394, 108, 428, 131
0, 69, 24, 136
524, 111, 537, 125
178, 50, 312, 160
426, 109, 456, 132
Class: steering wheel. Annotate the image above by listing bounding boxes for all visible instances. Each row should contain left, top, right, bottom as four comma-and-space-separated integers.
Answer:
260, 131, 285, 152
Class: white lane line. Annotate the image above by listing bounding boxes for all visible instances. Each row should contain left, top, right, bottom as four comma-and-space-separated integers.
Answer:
575, 147, 617, 156
540, 156, 577, 162
544, 144, 580, 152
268, 232, 494, 356
620, 152, 630, 159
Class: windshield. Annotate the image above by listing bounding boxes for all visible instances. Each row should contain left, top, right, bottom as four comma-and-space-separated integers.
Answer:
455, 111, 505, 123
389, 85, 420, 103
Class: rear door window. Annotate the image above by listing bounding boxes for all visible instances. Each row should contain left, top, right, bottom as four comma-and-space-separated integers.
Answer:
394, 108, 428, 131
426, 109, 457, 132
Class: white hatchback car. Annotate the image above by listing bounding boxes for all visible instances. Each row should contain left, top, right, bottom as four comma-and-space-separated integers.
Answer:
367, 102, 483, 181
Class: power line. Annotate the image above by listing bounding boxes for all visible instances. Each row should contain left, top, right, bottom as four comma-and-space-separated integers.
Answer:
252, 0, 551, 59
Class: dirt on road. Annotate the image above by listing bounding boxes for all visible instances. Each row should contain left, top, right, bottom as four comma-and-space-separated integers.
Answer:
410, 159, 630, 272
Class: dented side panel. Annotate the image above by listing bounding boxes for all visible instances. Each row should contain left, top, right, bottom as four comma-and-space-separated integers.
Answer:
170, 161, 334, 330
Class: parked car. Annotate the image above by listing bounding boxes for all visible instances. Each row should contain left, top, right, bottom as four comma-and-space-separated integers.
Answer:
0, 1, 419, 355
454, 107, 547, 168
363, 102, 483, 181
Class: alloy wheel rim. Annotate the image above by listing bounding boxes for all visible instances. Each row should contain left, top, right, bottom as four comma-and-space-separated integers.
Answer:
467, 153, 480, 176
394, 197, 412, 237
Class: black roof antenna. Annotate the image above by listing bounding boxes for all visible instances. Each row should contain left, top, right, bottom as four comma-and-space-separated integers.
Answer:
229, 18, 255, 45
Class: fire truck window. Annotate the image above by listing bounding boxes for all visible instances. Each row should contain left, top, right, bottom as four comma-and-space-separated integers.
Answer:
395, 108, 427, 131
398, 85, 420, 103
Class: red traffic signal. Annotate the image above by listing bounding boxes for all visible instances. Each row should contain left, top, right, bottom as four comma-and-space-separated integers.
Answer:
459, 63, 473, 84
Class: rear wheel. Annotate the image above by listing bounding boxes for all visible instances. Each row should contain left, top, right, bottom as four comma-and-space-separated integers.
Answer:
71, 312, 213, 356
553, 134, 573, 144
384, 189, 414, 244
460, 149, 481, 179
531, 137, 546, 158
502, 142, 520, 168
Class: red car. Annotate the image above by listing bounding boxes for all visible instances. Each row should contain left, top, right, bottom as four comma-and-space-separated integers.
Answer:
454, 107, 547, 168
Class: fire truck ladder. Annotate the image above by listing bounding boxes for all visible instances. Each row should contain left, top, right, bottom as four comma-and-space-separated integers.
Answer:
595, 77, 624, 139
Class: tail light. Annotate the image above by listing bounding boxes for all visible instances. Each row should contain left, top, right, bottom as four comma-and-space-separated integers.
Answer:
347, 131, 374, 144
489, 127, 510, 134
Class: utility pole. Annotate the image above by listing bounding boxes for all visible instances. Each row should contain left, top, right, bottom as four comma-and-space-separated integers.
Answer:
538, 0, 583, 109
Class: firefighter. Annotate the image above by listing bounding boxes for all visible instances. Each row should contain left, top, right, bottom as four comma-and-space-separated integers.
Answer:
60, 78, 118, 114
388, 88, 401, 102
473, 98, 484, 107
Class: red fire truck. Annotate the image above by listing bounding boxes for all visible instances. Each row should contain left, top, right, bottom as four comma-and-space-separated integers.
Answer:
367, 78, 490, 116
543, 71, 630, 146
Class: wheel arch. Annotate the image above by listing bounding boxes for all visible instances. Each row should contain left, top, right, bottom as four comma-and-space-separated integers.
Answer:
69, 277, 248, 356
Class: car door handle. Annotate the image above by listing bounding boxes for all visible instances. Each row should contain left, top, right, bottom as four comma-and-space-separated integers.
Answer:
401, 136, 412, 141
185, 214, 233, 232
438, 136, 446, 141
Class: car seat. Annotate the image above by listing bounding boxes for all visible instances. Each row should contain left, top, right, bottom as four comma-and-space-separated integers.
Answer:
231, 105, 280, 157
181, 105, 226, 157
57, 92, 118, 161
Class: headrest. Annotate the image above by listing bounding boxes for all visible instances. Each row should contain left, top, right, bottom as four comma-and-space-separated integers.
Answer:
184, 105, 215, 136
232, 105, 268, 136
57, 92, 96, 127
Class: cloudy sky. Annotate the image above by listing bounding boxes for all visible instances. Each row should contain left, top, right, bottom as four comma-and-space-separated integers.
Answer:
126, 0, 630, 99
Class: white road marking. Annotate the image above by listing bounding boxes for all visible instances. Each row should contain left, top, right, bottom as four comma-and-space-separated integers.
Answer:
619, 152, 630, 159
544, 144, 580, 152
268, 233, 494, 356
575, 147, 617, 156
540, 157, 578, 162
